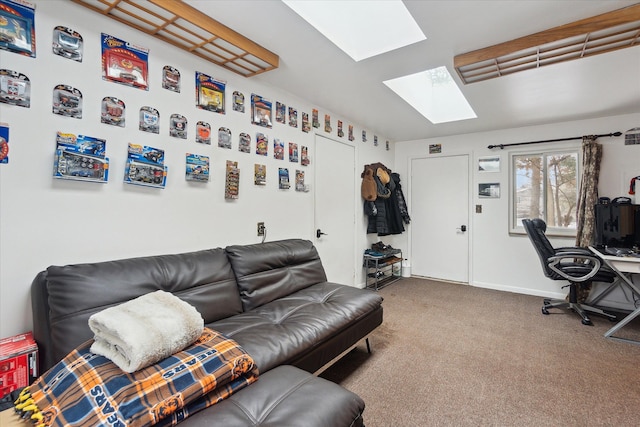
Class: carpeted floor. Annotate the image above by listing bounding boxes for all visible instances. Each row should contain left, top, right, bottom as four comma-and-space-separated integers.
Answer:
321, 278, 640, 427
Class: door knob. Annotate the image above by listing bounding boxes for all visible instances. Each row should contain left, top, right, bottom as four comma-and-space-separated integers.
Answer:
457, 225, 467, 232
316, 229, 327, 238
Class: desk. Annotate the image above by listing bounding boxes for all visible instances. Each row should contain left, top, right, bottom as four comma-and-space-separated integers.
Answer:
589, 246, 640, 345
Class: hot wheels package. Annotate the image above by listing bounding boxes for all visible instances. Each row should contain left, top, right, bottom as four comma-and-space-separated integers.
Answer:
53, 132, 109, 183
124, 143, 167, 188
185, 153, 209, 182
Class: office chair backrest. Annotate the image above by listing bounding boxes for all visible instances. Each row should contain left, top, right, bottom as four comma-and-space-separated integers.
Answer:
522, 218, 556, 278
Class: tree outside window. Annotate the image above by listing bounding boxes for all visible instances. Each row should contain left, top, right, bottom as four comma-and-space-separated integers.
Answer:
512, 151, 578, 234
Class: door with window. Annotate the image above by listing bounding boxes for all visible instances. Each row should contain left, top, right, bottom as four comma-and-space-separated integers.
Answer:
410, 155, 469, 283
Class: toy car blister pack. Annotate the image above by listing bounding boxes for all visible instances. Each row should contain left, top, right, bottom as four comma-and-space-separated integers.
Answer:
232, 91, 244, 112
0, 69, 30, 108
139, 106, 159, 134
225, 160, 239, 199
53, 132, 109, 183
101, 96, 125, 127
52, 26, 82, 61
251, 94, 272, 128
52, 84, 82, 119
196, 72, 225, 114
195, 121, 211, 144
162, 65, 180, 92
278, 168, 290, 190
239, 132, 250, 153
185, 153, 209, 182
169, 113, 187, 139
101, 33, 149, 90
124, 143, 167, 188
218, 127, 231, 149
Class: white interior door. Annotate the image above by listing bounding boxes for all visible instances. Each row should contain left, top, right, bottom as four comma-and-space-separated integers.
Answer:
314, 135, 356, 285
410, 155, 469, 283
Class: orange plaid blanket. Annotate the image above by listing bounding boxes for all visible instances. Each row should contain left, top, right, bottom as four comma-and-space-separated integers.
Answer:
14, 328, 258, 427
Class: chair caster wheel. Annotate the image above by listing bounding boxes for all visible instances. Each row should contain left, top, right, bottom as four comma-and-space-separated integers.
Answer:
581, 319, 593, 326
542, 307, 549, 315
609, 316, 617, 322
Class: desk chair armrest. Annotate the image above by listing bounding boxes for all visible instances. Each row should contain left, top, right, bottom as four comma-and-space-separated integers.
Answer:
555, 246, 592, 255
547, 253, 602, 282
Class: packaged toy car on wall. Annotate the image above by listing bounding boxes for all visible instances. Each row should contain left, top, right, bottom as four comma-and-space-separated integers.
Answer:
232, 91, 244, 113
196, 72, 225, 114
52, 26, 82, 61
162, 65, 180, 92
101, 97, 125, 127
195, 121, 211, 144
53, 132, 109, 183
0, 0, 35, 58
139, 106, 159, 134
124, 143, 167, 188
101, 33, 148, 90
256, 132, 268, 156
289, 143, 298, 163
295, 170, 307, 192
279, 168, 290, 190
185, 153, 209, 182
251, 94, 272, 128
239, 132, 250, 153
169, 113, 187, 139
218, 127, 231, 149
0, 69, 30, 108
52, 84, 82, 119
225, 160, 239, 199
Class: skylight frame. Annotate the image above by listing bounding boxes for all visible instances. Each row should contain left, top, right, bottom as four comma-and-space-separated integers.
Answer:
383, 66, 477, 124
282, 0, 426, 61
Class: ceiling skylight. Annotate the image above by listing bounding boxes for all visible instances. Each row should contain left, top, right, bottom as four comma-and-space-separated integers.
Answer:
282, 0, 426, 61
383, 67, 477, 124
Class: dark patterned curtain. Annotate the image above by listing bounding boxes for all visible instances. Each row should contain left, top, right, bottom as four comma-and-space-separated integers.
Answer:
575, 135, 602, 301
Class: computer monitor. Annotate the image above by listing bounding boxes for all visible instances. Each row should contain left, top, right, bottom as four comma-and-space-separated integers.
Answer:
594, 202, 640, 248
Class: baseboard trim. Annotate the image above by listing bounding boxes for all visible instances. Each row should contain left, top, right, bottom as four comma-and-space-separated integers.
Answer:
471, 280, 565, 300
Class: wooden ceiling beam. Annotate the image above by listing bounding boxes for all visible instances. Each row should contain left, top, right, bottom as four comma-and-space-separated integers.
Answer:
454, 3, 640, 83
149, 0, 279, 69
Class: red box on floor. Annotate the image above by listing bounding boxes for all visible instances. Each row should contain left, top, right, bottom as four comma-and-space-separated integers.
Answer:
0, 332, 38, 399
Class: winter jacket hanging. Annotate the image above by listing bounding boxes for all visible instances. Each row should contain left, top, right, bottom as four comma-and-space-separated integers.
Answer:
361, 163, 409, 236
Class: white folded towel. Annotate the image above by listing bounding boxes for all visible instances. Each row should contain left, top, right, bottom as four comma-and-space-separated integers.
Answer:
88, 290, 204, 373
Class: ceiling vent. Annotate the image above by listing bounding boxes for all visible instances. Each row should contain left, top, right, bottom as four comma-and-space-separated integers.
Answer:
71, 0, 279, 77
454, 4, 640, 84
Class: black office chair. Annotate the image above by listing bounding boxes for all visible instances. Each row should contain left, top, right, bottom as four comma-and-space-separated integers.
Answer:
522, 218, 617, 325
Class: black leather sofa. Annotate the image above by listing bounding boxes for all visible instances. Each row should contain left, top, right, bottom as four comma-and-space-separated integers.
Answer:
31, 239, 383, 426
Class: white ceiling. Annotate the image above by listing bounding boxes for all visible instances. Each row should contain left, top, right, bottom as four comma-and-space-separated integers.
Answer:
187, 0, 640, 142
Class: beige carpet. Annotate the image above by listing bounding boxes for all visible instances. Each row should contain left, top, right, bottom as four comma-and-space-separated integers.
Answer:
321, 278, 640, 427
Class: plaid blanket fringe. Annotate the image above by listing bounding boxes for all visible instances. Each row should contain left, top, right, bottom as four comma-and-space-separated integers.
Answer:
14, 328, 258, 427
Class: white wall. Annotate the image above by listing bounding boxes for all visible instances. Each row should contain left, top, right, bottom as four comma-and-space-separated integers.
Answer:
0, 0, 394, 337
395, 113, 640, 300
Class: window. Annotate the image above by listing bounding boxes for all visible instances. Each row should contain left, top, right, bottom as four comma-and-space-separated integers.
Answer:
510, 150, 580, 236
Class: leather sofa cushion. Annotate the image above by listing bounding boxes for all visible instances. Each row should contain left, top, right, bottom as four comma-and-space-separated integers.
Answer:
225, 239, 328, 312
210, 282, 383, 373
41, 248, 242, 366
183, 365, 365, 427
